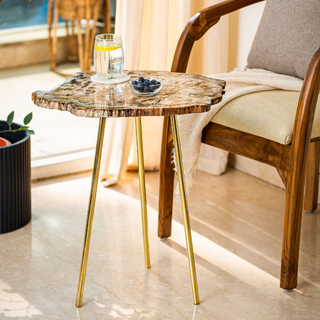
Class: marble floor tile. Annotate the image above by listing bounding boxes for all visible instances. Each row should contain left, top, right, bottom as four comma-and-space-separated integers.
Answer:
0, 169, 320, 319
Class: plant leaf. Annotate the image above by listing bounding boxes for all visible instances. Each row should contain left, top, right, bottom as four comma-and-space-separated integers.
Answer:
7, 111, 14, 127
17, 126, 29, 131
23, 112, 33, 125
25, 129, 35, 135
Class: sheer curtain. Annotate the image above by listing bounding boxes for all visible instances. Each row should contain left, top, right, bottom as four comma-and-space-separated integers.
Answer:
100, 0, 229, 186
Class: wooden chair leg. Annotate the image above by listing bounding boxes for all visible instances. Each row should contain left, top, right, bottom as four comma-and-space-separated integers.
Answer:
65, 20, 78, 62
158, 116, 175, 239
68, 21, 78, 62
281, 46, 320, 289
103, 0, 111, 34
88, 2, 100, 68
280, 156, 307, 290
76, 18, 84, 71
304, 141, 320, 212
50, 1, 60, 72
83, 0, 91, 72
65, 20, 72, 61
47, 0, 54, 70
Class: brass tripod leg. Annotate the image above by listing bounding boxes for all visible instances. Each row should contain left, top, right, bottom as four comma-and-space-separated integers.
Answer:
135, 117, 151, 269
76, 117, 106, 308
170, 115, 200, 305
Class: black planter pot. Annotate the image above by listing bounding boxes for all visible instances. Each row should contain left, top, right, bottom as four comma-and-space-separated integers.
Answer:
0, 121, 31, 234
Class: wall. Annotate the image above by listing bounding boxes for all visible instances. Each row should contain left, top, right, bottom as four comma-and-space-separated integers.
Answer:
228, 1, 265, 71
0, 28, 68, 70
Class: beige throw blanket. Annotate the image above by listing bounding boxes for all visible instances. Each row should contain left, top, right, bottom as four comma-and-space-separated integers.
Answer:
174, 68, 304, 199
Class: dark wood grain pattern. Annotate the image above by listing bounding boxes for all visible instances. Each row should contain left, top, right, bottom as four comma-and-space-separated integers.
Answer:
32, 71, 225, 118
158, 116, 174, 239
311, 136, 320, 142
304, 141, 320, 211
201, 123, 291, 171
281, 47, 320, 289
277, 168, 288, 188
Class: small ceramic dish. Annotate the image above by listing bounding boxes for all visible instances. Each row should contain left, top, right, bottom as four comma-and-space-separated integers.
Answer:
128, 78, 164, 96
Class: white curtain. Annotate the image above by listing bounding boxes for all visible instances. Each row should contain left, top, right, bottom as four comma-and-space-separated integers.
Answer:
100, 0, 229, 186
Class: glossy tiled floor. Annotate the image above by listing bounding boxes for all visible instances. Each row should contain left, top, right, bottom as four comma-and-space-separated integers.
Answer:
1, 169, 320, 319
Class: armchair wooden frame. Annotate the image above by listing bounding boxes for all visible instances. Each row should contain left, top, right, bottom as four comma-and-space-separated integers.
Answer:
158, 0, 320, 291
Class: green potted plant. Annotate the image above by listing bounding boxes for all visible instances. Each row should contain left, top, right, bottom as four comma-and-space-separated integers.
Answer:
0, 111, 34, 234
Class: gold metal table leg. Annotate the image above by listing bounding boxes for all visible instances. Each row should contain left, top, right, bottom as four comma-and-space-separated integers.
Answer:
170, 115, 200, 305
76, 117, 107, 308
135, 117, 151, 269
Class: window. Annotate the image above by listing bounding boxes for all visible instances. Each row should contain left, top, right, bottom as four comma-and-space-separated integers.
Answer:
0, 0, 48, 30
0, 0, 116, 180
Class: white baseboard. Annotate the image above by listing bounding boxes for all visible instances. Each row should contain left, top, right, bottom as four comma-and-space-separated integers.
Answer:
229, 154, 320, 204
31, 150, 94, 181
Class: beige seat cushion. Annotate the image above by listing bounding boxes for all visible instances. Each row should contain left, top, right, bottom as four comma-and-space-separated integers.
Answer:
211, 90, 320, 145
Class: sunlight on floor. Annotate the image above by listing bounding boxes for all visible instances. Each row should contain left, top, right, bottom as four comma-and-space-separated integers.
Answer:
1, 170, 320, 319
0, 280, 42, 318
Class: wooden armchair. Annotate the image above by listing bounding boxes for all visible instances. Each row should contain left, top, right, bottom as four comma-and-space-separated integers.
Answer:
158, 0, 320, 291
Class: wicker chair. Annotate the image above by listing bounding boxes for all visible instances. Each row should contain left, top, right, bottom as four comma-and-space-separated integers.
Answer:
48, 0, 111, 73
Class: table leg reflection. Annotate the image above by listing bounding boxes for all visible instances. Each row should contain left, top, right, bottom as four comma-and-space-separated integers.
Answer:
135, 116, 151, 269
76, 117, 106, 308
170, 115, 200, 305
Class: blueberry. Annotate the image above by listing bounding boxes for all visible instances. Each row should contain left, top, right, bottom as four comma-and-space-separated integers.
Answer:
144, 79, 150, 85
138, 81, 143, 85
139, 77, 144, 82
143, 86, 150, 93
156, 81, 161, 85
150, 79, 157, 85
133, 85, 139, 90
153, 84, 160, 90
132, 80, 138, 85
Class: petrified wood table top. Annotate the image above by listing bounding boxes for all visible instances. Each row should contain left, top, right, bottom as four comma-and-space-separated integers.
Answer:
32, 71, 225, 118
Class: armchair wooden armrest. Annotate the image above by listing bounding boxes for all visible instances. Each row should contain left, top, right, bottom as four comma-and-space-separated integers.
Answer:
300, 47, 320, 212
280, 46, 320, 288
294, 46, 320, 147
